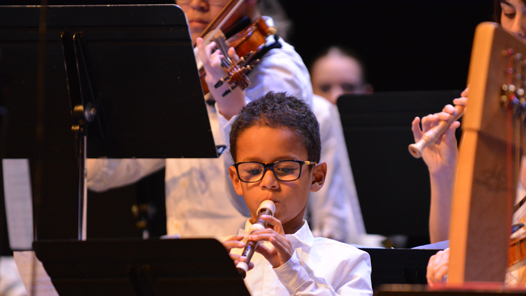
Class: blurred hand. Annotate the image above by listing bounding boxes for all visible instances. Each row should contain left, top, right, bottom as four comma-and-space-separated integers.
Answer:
427, 248, 450, 287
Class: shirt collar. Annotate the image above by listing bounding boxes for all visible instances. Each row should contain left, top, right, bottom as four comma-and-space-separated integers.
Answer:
242, 219, 315, 246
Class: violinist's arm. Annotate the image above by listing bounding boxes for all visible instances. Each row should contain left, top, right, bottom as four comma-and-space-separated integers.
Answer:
87, 158, 165, 192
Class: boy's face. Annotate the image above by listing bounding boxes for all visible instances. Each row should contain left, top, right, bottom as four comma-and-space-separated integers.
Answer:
229, 125, 326, 234
175, 0, 251, 43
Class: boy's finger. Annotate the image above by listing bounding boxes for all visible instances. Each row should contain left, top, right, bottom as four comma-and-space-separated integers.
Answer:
230, 253, 243, 261
248, 228, 281, 242
223, 241, 245, 252
254, 241, 272, 259
225, 234, 245, 241
259, 215, 284, 234
269, 235, 288, 255
248, 232, 272, 242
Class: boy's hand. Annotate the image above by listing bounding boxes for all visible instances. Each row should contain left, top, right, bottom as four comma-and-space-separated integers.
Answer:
222, 235, 254, 271
247, 215, 294, 268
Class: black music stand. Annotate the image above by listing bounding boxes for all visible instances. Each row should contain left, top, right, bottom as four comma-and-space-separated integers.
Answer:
0, 4, 218, 240
0, 4, 248, 295
33, 239, 250, 296
337, 90, 462, 245
360, 248, 438, 289
374, 284, 526, 295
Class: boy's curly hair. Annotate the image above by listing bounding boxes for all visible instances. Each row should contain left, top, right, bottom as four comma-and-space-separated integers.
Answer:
229, 92, 321, 163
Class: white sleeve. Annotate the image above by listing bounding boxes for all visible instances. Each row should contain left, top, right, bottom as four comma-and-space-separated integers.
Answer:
274, 250, 372, 296
309, 96, 366, 243
245, 39, 313, 107
87, 158, 166, 192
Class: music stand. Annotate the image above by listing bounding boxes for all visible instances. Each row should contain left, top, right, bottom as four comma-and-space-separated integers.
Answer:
1, 4, 249, 295
374, 284, 526, 296
0, 4, 218, 239
360, 248, 438, 289
33, 238, 250, 296
337, 90, 462, 244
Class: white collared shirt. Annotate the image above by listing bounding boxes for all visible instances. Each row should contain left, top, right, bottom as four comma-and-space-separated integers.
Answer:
227, 220, 372, 296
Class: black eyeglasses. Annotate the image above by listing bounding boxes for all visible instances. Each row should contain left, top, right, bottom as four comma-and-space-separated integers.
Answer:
233, 160, 317, 183
176, 0, 227, 6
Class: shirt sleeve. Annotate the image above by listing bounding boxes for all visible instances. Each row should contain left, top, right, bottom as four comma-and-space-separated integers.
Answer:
245, 39, 313, 107
87, 158, 166, 192
274, 249, 372, 296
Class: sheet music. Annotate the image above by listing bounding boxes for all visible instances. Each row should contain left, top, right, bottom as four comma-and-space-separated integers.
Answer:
3, 159, 34, 250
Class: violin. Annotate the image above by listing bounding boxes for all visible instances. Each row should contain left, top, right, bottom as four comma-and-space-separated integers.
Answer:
508, 199, 526, 268
196, 0, 277, 97
509, 232, 526, 268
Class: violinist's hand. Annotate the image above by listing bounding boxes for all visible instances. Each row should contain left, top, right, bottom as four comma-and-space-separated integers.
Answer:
196, 37, 246, 120
427, 248, 449, 287
222, 235, 254, 271
248, 215, 294, 268
411, 89, 468, 177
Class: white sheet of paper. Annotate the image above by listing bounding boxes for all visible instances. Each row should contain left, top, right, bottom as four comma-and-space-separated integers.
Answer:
3, 159, 34, 250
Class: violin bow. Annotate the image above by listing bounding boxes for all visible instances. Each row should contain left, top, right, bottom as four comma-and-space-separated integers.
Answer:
194, 0, 245, 47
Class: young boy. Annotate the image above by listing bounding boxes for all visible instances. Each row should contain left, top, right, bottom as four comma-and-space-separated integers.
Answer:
223, 92, 372, 295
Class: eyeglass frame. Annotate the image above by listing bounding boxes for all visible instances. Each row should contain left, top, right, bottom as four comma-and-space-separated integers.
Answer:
233, 160, 318, 183
176, 0, 229, 6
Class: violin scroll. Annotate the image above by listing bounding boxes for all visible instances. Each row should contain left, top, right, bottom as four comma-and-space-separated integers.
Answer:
198, 17, 278, 98
214, 51, 260, 97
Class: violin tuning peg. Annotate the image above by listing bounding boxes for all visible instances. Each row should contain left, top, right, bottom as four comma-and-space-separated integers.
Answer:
215, 74, 230, 89
222, 85, 239, 97
214, 79, 224, 89
236, 57, 246, 66
222, 89, 231, 97
242, 65, 254, 76
214, 81, 224, 88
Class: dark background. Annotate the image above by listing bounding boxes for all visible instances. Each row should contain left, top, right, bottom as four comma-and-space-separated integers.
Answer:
0, 1, 496, 251
281, 0, 494, 92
